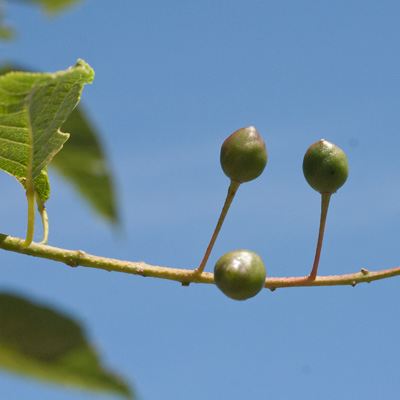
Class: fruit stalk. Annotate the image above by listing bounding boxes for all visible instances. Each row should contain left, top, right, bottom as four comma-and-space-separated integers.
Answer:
194, 180, 241, 274
309, 193, 331, 280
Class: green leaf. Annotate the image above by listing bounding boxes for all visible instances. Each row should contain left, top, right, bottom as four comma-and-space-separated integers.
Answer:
0, 60, 94, 245
54, 106, 119, 223
0, 63, 118, 225
7, 0, 85, 15
0, 292, 134, 398
0, 59, 94, 201
0, 64, 23, 75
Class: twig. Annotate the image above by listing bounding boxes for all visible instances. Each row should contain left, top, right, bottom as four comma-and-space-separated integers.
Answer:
0, 234, 398, 290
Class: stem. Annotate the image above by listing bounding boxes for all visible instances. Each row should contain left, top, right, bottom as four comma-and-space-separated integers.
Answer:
36, 196, 49, 245
0, 233, 399, 289
308, 193, 331, 280
194, 180, 241, 274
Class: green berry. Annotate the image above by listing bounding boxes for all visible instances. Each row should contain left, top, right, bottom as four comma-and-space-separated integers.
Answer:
303, 139, 349, 193
214, 249, 266, 301
220, 126, 268, 183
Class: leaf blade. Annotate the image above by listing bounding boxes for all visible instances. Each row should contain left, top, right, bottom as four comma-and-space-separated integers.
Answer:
0, 62, 119, 225
0, 59, 94, 202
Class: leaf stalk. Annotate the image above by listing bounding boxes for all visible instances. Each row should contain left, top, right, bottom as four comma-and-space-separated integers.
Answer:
21, 182, 35, 248
36, 197, 49, 245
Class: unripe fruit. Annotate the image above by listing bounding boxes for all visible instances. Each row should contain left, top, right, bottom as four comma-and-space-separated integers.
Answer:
303, 139, 349, 193
214, 249, 266, 300
220, 126, 268, 183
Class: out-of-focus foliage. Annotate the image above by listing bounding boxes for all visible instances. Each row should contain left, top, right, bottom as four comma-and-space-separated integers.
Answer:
0, 293, 133, 398
0, 0, 86, 41
7, 0, 85, 16
57, 106, 119, 223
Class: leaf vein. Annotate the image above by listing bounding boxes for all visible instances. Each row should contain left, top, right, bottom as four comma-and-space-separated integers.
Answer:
0, 154, 26, 169
0, 136, 29, 146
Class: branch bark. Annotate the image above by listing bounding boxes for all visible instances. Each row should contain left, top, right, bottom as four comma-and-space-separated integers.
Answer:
0, 234, 399, 290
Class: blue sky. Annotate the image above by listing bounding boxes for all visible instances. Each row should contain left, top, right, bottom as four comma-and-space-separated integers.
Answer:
1, 1, 400, 399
